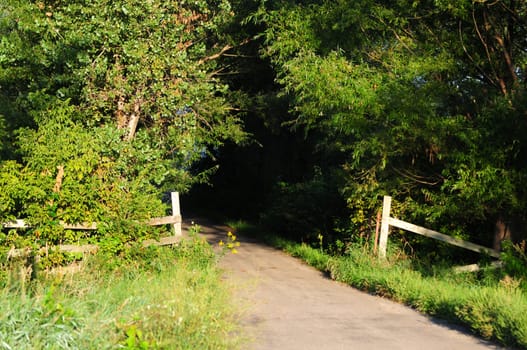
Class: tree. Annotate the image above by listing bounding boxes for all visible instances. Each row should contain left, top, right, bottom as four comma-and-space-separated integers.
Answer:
246, 0, 527, 251
0, 0, 246, 245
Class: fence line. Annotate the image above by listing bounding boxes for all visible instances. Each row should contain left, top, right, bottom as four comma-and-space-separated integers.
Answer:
378, 196, 500, 259
2, 220, 99, 230
2, 192, 183, 257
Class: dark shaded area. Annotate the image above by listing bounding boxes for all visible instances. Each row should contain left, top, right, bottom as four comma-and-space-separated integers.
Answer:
183, 111, 318, 221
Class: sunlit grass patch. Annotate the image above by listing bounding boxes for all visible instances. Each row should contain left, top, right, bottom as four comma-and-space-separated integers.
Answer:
0, 240, 245, 350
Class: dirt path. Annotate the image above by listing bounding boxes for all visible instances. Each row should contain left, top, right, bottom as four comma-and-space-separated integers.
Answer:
187, 219, 503, 350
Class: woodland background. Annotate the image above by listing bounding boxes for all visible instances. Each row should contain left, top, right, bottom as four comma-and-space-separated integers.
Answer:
1, 0, 526, 261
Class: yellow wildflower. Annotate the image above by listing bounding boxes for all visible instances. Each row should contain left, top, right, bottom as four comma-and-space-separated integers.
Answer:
231, 248, 238, 254
219, 240, 224, 246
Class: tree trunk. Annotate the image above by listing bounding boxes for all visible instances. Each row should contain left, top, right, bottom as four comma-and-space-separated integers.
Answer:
494, 215, 527, 250
116, 95, 141, 141
126, 100, 141, 141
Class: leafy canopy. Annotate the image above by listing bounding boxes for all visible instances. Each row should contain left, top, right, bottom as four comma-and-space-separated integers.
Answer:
250, 0, 527, 244
0, 0, 246, 246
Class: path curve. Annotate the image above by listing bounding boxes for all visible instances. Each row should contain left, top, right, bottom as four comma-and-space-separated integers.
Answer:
186, 219, 504, 350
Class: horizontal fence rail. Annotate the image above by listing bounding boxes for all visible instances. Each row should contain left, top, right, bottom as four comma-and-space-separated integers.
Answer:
2, 216, 181, 230
379, 196, 500, 259
2, 220, 99, 230
2, 192, 183, 258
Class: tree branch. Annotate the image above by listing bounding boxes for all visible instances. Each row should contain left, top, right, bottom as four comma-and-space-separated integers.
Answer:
494, 34, 519, 88
472, 4, 506, 95
198, 38, 251, 65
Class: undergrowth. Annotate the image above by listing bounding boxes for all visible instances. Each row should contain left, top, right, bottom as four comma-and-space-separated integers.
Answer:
231, 221, 527, 349
0, 235, 244, 350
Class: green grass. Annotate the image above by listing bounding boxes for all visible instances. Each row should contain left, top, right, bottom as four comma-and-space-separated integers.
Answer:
231, 221, 527, 349
0, 236, 244, 350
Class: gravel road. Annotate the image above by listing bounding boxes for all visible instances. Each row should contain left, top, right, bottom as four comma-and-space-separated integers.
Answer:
187, 219, 505, 350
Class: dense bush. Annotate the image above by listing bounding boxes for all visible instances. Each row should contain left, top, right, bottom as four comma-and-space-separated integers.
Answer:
0, 0, 245, 256
260, 169, 347, 242
0, 103, 166, 250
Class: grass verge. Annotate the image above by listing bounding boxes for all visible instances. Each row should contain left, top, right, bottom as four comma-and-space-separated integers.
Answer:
0, 235, 244, 350
231, 221, 527, 349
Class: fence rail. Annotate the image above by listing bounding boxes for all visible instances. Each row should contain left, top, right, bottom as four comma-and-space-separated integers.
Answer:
378, 195, 500, 259
2, 192, 183, 257
2, 220, 99, 230
3, 216, 182, 230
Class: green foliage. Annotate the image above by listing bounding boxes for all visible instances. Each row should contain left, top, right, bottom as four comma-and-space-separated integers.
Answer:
0, 161, 23, 221
501, 240, 527, 284
25, 0, 241, 145
0, 102, 166, 249
0, 0, 246, 253
121, 324, 152, 350
173, 231, 218, 270
244, 0, 527, 252
260, 168, 346, 242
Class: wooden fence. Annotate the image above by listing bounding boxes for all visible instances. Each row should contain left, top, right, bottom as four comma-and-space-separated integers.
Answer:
378, 196, 500, 260
3, 192, 183, 256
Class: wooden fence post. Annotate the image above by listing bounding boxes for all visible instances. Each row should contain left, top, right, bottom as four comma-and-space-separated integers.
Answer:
379, 196, 392, 259
373, 210, 381, 255
171, 192, 182, 236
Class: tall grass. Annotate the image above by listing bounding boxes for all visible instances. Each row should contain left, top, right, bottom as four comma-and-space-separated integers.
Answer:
0, 236, 244, 350
333, 252, 527, 348
233, 221, 527, 349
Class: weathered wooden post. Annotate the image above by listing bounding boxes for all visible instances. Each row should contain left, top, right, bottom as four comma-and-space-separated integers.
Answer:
171, 192, 182, 236
373, 210, 381, 255
378, 196, 392, 259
